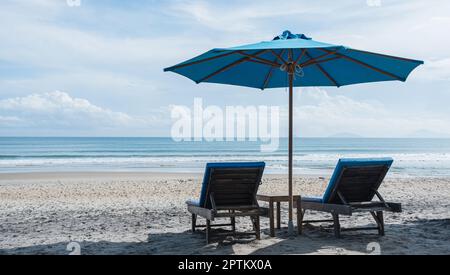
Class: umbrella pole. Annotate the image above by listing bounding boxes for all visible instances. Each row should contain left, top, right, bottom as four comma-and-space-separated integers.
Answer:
288, 70, 294, 236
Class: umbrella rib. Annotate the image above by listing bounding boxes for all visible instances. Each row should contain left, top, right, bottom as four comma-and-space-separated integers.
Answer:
247, 59, 279, 67
294, 49, 306, 65
348, 49, 424, 64
164, 51, 237, 71
236, 51, 281, 67
305, 51, 340, 87
196, 49, 269, 83
302, 56, 342, 68
300, 50, 339, 67
288, 49, 294, 61
270, 50, 288, 65
320, 49, 405, 81
261, 49, 285, 90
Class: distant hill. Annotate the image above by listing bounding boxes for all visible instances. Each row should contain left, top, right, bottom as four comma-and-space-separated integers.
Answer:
408, 129, 449, 138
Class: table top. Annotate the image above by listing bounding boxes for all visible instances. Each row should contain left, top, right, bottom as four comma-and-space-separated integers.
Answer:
256, 194, 301, 202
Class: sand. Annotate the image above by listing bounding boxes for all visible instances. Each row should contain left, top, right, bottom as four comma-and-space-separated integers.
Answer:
0, 172, 449, 255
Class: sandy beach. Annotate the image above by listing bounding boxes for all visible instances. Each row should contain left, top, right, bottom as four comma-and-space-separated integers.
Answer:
0, 172, 449, 255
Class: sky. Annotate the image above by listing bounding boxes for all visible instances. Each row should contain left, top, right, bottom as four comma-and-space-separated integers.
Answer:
0, 0, 449, 137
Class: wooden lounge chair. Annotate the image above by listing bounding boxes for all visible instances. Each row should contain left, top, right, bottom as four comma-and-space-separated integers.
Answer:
297, 158, 402, 238
186, 162, 266, 244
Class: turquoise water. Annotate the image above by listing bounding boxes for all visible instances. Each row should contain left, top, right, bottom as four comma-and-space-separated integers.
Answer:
1, 137, 450, 176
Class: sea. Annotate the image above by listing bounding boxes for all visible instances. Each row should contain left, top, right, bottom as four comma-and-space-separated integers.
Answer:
1, 137, 450, 177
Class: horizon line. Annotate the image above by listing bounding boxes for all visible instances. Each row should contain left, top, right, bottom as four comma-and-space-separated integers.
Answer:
1, 136, 450, 139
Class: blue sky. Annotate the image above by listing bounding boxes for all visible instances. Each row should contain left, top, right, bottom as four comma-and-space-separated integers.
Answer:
0, 0, 449, 137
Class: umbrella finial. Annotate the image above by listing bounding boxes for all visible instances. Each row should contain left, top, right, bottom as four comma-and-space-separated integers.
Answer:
274, 31, 312, 41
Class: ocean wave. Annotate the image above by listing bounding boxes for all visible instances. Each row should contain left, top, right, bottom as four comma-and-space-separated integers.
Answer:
2, 153, 450, 176
2, 152, 450, 162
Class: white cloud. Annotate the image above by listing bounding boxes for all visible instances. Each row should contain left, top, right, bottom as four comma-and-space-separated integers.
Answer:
415, 58, 450, 81
168, 0, 333, 35
0, 91, 170, 134
0, 23, 197, 70
291, 88, 450, 137
1, 89, 449, 138
0, 91, 133, 127
320, 1, 450, 59
0, 116, 22, 126
0, 1, 210, 74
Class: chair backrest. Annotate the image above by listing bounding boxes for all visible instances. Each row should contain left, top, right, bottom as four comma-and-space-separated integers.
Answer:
323, 158, 393, 204
199, 162, 265, 209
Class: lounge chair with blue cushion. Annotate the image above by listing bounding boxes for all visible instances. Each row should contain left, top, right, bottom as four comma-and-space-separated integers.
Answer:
297, 158, 402, 238
187, 162, 266, 244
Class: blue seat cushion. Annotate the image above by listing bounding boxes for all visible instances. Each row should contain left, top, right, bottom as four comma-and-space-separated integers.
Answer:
321, 157, 394, 203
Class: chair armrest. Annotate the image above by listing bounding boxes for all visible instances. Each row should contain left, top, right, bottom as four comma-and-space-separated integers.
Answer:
187, 204, 215, 221
298, 200, 353, 216
186, 199, 200, 206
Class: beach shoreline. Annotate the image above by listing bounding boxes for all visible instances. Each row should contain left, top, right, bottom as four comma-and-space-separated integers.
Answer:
0, 171, 328, 181
0, 172, 449, 255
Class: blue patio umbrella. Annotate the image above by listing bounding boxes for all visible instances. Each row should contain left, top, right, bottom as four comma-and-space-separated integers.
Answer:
164, 30, 423, 235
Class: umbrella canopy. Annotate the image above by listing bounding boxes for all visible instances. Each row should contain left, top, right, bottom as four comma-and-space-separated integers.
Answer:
164, 31, 423, 89
164, 30, 423, 235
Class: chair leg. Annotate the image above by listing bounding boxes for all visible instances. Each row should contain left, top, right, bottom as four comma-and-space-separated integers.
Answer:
377, 211, 385, 236
231, 217, 236, 234
206, 219, 211, 244
254, 216, 261, 240
249, 215, 261, 240
332, 213, 341, 238
230, 210, 236, 234
276, 202, 281, 229
191, 214, 197, 233
371, 211, 385, 236
297, 199, 304, 235
269, 201, 275, 237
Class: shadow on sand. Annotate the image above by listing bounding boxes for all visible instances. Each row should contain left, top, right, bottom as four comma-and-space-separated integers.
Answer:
250, 218, 450, 255
1, 219, 448, 255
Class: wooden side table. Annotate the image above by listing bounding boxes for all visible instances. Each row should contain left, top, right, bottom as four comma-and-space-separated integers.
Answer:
256, 194, 301, 237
